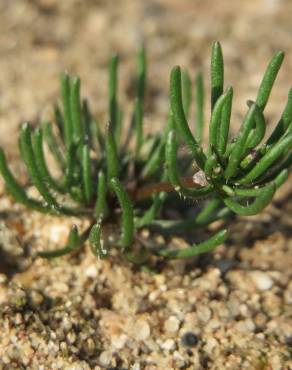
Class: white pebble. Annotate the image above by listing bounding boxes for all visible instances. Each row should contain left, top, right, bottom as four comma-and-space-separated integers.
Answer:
164, 316, 180, 333
85, 264, 98, 279
111, 334, 128, 349
134, 320, 151, 341
49, 223, 69, 243
160, 339, 176, 351
99, 351, 112, 367
250, 271, 274, 291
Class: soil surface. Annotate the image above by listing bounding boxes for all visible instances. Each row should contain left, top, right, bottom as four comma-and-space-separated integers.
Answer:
0, 1, 292, 369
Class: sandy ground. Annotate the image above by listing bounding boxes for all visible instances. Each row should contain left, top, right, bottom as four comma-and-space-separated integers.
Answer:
0, 0, 291, 369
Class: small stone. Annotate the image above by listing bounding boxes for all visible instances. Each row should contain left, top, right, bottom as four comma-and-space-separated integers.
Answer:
132, 363, 141, 370
62, 316, 72, 332
284, 282, 292, 304
29, 291, 44, 306
161, 339, 176, 351
111, 334, 128, 349
249, 271, 274, 291
84, 338, 96, 355
133, 320, 151, 341
0, 273, 7, 284
14, 313, 23, 325
164, 316, 180, 333
204, 337, 218, 354
99, 351, 112, 367
67, 331, 77, 344
181, 332, 199, 347
85, 264, 98, 279
234, 319, 255, 333
49, 223, 70, 244
149, 290, 160, 301
196, 305, 212, 324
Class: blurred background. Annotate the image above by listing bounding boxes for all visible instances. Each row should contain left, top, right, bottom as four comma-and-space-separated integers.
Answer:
1, 0, 292, 155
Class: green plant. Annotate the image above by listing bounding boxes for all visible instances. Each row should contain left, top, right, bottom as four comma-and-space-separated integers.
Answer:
0, 42, 291, 262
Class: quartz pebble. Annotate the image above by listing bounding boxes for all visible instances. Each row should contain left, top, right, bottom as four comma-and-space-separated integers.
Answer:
133, 320, 151, 341
164, 316, 180, 333
111, 334, 128, 349
85, 264, 98, 279
249, 271, 274, 291
160, 339, 176, 351
99, 351, 112, 367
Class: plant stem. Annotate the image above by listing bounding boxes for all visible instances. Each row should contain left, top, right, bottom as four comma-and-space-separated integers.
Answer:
131, 174, 206, 201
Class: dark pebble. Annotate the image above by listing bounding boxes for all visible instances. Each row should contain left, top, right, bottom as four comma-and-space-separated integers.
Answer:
181, 332, 199, 347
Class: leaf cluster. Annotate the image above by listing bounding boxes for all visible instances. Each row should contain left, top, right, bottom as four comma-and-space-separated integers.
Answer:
0, 42, 291, 262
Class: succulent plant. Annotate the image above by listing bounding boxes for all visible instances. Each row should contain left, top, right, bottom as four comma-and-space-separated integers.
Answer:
0, 42, 291, 262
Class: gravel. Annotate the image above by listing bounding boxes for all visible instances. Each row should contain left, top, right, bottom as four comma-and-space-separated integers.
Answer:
0, 0, 292, 369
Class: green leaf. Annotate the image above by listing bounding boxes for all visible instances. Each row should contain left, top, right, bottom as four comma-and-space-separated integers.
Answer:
94, 171, 108, 221
0, 148, 51, 213
218, 86, 233, 155
110, 177, 134, 249
211, 41, 224, 110
182, 70, 192, 118
245, 100, 266, 149
195, 72, 204, 143
42, 121, 65, 170
238, 134, 292, 184
38, 224, 80, 258
89, 223, 108, 258
267, 87, 292, 145
32, 128, 65, 194
109, 54, 119, 131
223, 182, 275, 216
82, 144, 93, 203
135, 191, 167, 228
60, 73, 73, 148
256, 51, 284, 111
137, 45, 146, 101
134, 98, 143, 157
224, 102, 257, 179
158, 229, 228, 259
106, 122, 119, 181
165, 130, 213, 198
20, 123, 59, 209
70, 76, 84, 143
170, 66, 206, 169
209, 87, 233, 152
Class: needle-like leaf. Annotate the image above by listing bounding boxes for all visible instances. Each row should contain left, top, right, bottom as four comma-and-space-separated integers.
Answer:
110, 177, 134, 249
170, 66, 206, 169
256, 51, 284, 111
223, 182, 275, 216
211, 41, 224, 110
195, 72, 204, 142
158, 229, 228, 259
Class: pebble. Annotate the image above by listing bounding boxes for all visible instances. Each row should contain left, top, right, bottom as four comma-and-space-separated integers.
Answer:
0, 273, 7, 284
99, 351, 112, 367
164, 316, 180, 333
111, 334, 128, 349
133, 320, 151, 341
85, 264, 98, 279
249, 271, 274, 291
160, 339, 176, 351
181, 332, 199, 347
67, 332, 77, 345
196, 305, 212, 324
204, 337, 219, 355
284, 281, 292, 304
234, 319, 255, 333
29, 291, 44, 306
62, 316, 73, 332
132, 363, 141, 370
